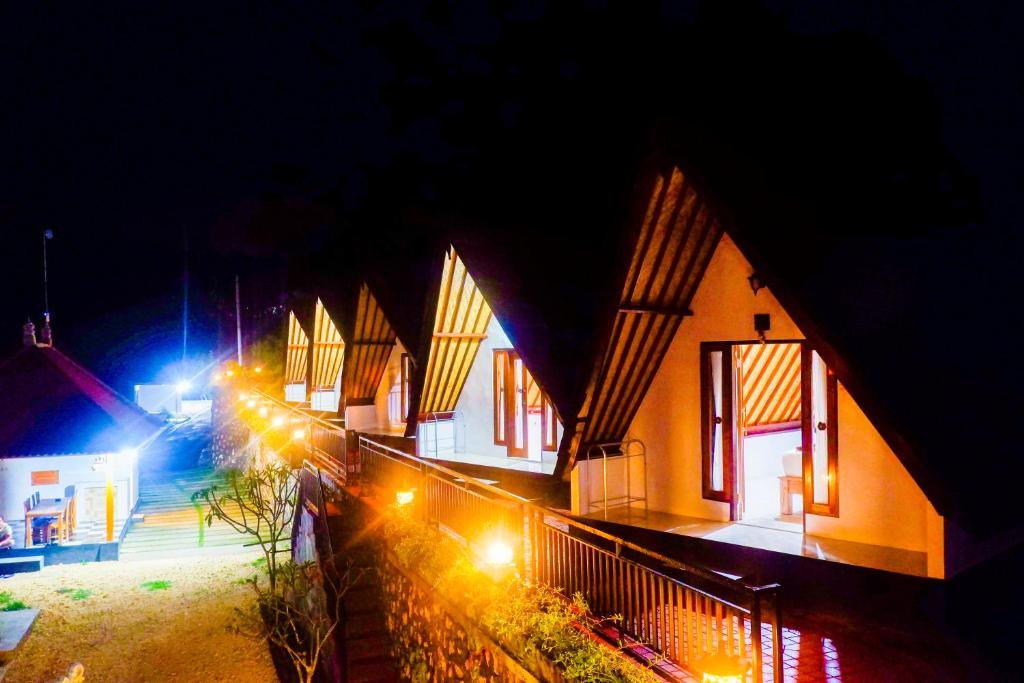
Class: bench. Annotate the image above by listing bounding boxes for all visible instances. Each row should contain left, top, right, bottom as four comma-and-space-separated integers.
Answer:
0, 555, 45, 574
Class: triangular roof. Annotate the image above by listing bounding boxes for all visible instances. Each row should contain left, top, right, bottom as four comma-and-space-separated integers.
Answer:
0, 344, 162, 456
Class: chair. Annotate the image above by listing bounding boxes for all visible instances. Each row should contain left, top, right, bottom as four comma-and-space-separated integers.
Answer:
64, 485, 77, 536
24, 498, 56, 546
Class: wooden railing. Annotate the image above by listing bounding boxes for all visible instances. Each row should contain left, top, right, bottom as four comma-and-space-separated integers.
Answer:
357, 436, 782, 682
234, 392, 782, 682
250, 390, 349, 484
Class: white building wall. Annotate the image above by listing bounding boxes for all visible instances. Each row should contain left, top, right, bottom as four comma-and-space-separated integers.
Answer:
454, 314, 512, 459
574, 233, 943, 572
0, 451, 138, 523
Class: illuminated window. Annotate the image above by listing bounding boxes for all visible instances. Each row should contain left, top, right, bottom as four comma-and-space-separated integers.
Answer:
388, 353, 412, 425
802, 348, 839, 516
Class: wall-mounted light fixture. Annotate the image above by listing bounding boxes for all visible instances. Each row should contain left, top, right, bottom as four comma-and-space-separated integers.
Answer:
747, 272, 764, 296
754, 313, 771, 343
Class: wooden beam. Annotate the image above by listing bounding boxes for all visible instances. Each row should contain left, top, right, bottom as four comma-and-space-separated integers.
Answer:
431, 332, 488, 339
617, 305, 694, 316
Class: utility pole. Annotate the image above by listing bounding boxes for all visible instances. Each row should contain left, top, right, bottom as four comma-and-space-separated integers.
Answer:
235, 275, 243, 365
182, 227, 189, 362
42, 229, 54, 321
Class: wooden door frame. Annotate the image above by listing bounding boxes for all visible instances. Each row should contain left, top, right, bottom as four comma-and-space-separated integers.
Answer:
800, 344, 840, 517
702, 339, 807, 521
493, 348, 529, 457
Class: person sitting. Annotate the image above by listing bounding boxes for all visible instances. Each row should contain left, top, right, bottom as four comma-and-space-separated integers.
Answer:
0, 515, 15, 550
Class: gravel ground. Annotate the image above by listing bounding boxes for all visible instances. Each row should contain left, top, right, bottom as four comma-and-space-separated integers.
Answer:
0, 551, 278, 682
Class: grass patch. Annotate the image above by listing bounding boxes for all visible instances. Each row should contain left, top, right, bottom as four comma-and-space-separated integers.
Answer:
56, 588, 93, 600
140, 579, 173, 592
0, 591, 29, 611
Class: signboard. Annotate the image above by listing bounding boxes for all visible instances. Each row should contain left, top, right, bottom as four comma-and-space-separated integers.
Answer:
31, 470, 60, 485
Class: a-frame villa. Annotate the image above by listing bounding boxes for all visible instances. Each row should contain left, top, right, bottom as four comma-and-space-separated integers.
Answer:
283, 298, 345, 414
402, 247, 562, 475
556, 162, 984, 583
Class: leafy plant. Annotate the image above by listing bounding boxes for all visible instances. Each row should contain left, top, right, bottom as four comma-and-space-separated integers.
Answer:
193, 462, 297, 595
0, 591, 28, 611
56, 588, 93, 600
140, 580, 173, 592
234, 555, 362, 683
381, 507, 659, 683
195, 461, 359, 683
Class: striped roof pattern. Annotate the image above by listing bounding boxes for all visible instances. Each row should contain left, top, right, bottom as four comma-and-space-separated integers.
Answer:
285, 311, 309, 385
419, 248, 493, 416
572, 166, 722, 460
342, 283, 399, 403
738, 342, 801, 429
311, 298, 345, 391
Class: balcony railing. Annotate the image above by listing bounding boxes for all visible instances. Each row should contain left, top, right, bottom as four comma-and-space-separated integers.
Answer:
236, 391, 782, 682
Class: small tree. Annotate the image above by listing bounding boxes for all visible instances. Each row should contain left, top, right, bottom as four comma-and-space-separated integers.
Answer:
193, 462, 297, 594
237, 555, 362, 683
194, 463, 361, 683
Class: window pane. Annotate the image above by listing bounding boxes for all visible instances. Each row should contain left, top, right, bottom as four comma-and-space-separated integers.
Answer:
709, 350, 724, 491
811, 352, 829, 505
513, 358, 525, 448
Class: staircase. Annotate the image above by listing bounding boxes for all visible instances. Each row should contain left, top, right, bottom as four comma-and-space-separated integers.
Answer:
334, 502, 399, 682
120, 467, 254, 560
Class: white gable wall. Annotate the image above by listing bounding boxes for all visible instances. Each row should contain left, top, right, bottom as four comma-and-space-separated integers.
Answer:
618, 234, 943, 571
454, 314, 512, 459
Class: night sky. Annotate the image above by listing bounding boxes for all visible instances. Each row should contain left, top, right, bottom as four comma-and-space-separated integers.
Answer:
1, 1, 1020, 394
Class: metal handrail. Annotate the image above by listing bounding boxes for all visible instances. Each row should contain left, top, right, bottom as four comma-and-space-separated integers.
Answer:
360, 435, 774, 596
583, 439, 648, 517
237, 387, 782, 681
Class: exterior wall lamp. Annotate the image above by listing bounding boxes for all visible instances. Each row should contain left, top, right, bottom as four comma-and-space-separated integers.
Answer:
748, 272, 765, 295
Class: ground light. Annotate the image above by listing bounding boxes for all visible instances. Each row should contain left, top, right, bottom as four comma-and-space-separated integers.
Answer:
292, 428, 306, 440
485, 540, 514, 566
258, 406, 268, 418
238, 392, 248, 401
246, 399, 256, 408
271, 415, 285, 428
696, 651, 748, 683
395, 489, 415, 506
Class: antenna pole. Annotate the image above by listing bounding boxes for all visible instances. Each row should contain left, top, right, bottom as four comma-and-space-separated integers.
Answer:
42, 231, 49, 319
42, 229, 53, 321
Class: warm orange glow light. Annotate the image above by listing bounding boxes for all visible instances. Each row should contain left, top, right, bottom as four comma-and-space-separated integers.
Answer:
258, 406, 268, 418
226, 370, 235, 377
254, 366, 263, 373
395, 490, 415, 506
698, 652, 747, 683
213, 373, 223, 382
246, 400, 256, 408
271, 415, 285, 427
485, 540, 514, 566
238, 392, 248, 402
292, 428, 306, 440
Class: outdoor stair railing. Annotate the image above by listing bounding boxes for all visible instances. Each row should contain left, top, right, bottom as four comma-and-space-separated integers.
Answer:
234, 391, 783, 683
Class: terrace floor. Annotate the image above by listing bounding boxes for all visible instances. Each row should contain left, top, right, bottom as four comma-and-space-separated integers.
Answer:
583, 507, 928, 578
419, 449, 557, 475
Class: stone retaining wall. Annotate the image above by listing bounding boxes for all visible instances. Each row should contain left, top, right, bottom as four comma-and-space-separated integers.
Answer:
377, 552, 560, 683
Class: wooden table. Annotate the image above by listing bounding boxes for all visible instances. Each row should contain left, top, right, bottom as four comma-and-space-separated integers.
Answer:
778, 475, 802, 515
24, 498, 71, 548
